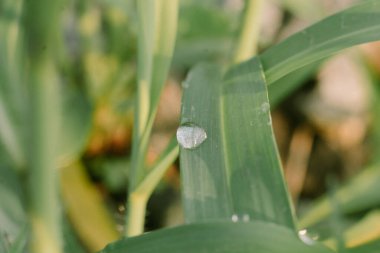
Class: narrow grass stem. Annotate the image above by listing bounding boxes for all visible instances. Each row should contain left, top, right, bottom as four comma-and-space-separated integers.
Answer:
126, 0, 156, 237
0, 0, 25, 171
24, 0, 63, 252
28, 61, 62, 253
128, 0, 153, 185
135, 140, 179, 198
126, 139, 179, 237
126, 193, 148, 237
233, 0, 263, 63
0, 100, 25, 169
126, 0, 178, 237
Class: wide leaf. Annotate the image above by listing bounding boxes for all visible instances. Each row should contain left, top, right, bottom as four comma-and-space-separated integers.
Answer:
100, 221, 333, 253
179, 58, 295, 228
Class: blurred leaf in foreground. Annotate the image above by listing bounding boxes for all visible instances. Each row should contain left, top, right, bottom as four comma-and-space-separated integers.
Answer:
61, 162, 119, 252
100, 221, 333, 253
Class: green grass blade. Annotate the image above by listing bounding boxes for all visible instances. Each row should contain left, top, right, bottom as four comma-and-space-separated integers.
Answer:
127, 0, 178, 236
134, 136, 179, 197
24, 0, 63, 252
0, 165, 26, 245
262, 0, 380, 87
60, 163, 119, 252
0, 236, 8, 253
273, 0, 324, 21
179, 58, 295, 229
58, 87, 92, 165
9, 225, 27, 253
99, 221, 334, 253
323, 210, 380, 250
179, 63, 230, 222
268, 61, 320, 107
0, 101, 24, 169
130, 0, 178, 189
233, 0, 263, 63
299, 166, 380, 228
0, 0, 26, 170
62, 222, 86, 253
348, 239, 380, 253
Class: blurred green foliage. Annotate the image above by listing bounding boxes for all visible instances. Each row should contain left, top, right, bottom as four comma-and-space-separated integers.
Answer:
2, 0, 380, 253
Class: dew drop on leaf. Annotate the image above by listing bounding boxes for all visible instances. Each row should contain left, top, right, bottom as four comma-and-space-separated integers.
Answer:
261, 102, 270, 113
182, 81, 189, 89
298, 229, 315, 245
242, 214, 250, 222
231, 214, 239, 223
176, 123, 207, 149
267, 117, 272, 126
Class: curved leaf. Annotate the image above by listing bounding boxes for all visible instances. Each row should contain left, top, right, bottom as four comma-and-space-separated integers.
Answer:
58, 86, 92, 165
0, 165, 26, 247
179, 58, 295, 229
262, 0, 380, 86
100, 221, 333, 253
299, 166, 380, 228
348, 239, 380, 253
61, 163, 119, 252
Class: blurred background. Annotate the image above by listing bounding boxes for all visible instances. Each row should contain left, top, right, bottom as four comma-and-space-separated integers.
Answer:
2, 0, 380, 252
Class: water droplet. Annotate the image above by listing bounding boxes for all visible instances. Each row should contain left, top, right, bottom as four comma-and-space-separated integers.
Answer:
261, 102, 270, 113
176, 123, 207, 149
231, 214, 239, 223
267, 117, 272, 126
298, 229, 315, 245
182, 81, 189, 89
242, 214, 250, 222
116, 224, 124, 233
118, 205, 125, 212
182, 70, 194, 89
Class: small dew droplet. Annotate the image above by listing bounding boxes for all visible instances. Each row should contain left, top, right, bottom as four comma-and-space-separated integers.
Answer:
242, 214, 250, 222
261, 102, 270, 113
176, 123, 207, 149
116, 225, 124, 233
182, 81, 189, 89
118, 205, 126, 212
182, 70, 194, 89
231, 214, 239, 223
298, 229, 315, 246
267, 117, 272, 126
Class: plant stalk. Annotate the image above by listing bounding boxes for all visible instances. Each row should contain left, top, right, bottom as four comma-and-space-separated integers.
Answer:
126, 193, 148, 237
126, 0, 178, 237
28, 60, 62, 253
0, 0, 25, 171
126, 138, 179, 237
24, 0, 63, 252
233, 0, 264, 63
